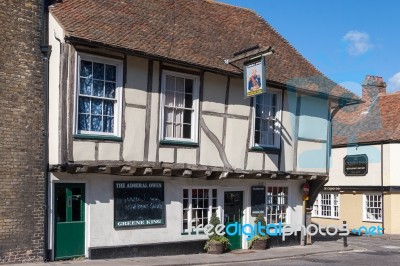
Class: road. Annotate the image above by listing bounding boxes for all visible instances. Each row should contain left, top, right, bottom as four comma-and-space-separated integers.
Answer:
224, 236, 400, 266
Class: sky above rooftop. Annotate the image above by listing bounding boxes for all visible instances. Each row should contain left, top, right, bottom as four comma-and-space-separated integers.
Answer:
218, 0, 400, 96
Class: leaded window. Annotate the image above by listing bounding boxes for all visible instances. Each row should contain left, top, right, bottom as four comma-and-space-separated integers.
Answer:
75, 54, 122, 137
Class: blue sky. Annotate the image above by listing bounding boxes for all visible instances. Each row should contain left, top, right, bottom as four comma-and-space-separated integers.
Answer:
218, 0, 400, 96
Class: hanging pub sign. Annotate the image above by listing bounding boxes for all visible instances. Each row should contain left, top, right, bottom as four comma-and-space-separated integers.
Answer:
244, 56, 266, 98
344, 154, 368, 176
114, 181, 165, 228
251, 186, 266, 215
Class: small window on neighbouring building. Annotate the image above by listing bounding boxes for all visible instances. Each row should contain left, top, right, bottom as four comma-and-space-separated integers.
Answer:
364, 194, 382, 222
312, 193, 339, 218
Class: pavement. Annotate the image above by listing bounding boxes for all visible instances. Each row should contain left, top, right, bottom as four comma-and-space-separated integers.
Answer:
6, 239, 356, 266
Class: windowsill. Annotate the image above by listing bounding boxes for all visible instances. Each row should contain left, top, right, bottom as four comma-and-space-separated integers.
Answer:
362, 219, 382, 223
160, 140, 199, 147
312, 216, 340, 220
73, 134, 122, 141
250, 146, 280, 153
181, 231, 206, 236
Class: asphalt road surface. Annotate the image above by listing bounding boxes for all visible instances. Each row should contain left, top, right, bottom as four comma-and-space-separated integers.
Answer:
224, 236, 400, 266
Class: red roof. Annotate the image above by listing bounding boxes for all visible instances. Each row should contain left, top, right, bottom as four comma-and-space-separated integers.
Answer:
50, 0, 358, 100
333, 92, 400, 145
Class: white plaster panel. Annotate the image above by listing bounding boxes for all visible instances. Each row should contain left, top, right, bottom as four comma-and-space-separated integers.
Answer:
123, 107, 146, 161
296, 140, 327, 173
389, 144, 400, 186
159, 147, 174, 163
280, 91, 297, 172
224, 118, 248, 169
73, 141, 96, 161
265, 154, 279, 171
48, 13, 64, 165
202, 115, 224, 143
125, 56, 148, 106
147, 61, 160, 162
177, 148, 197, 165
199, 128, 224, 167
98, 143, 120, 161
227, 77, 251, 116
327, 145, 382, 186
246, 152, 263, 171
202, 72, 227, 113
298, 96, 328, 141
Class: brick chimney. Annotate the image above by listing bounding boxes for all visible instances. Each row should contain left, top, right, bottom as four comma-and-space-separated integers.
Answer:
362, 75, 386, 103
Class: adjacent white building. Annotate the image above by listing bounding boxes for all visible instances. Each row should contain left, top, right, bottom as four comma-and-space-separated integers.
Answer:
312, 75, 400, 235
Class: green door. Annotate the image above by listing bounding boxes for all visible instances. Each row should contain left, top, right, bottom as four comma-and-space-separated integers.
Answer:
224, 191, 243, 250
54, 183, 85, 260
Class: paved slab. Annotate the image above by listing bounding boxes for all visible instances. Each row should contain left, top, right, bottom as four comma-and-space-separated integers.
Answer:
5, 241, 354, 266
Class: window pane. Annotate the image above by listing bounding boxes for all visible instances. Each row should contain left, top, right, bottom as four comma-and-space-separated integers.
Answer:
71, 187, 82, 222
166, 75, 175, 91
165, 90, 174, 107
79, 97, 90, 113
80, 60, 92, 78
183, 110, 191, 124
78, 114, 90, 131
93, 80, 104, 97
93, 62, 104, 80
175, 92, 184, 108
80, 77, 92, 95
103, 100, 114, 116
185, 93, 193, 108
56, 187, 66, 222
91, 99, 103, 115
105, 82, 116, 98
103, 117, 114, 133
185, 79, 193, 94
105, 64, 116, 81
183, 124, 191, 139
176, 77, 184, 93
91, 115, 102, 132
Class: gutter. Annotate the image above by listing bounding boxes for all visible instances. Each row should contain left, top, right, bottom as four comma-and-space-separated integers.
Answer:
40, 0, 51, 261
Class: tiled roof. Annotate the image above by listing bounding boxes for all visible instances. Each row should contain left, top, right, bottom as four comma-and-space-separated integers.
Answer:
333, 92, 400, 146
49, 0, 358, 100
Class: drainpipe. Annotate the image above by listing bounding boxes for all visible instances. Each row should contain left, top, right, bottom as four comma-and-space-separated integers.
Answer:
381, 143, 385, 234
40, 0, 51, 261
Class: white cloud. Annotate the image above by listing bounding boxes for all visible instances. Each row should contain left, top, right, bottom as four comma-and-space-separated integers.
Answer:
388, 72, 400, 92
343, 31, 373, 56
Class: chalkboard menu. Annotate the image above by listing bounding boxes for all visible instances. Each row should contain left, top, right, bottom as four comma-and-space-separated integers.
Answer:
344, 154, 368, 176
114, 181, 165, 228
251, 186, 266, 215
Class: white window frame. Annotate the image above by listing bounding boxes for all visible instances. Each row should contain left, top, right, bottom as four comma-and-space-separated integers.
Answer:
266, 186, 289, 224
159, 70, 200, 143
181, 187, 219, 234
312, 193, 339, 219
74, 53, 123, 137
251, 88, 282, 149
363, 193, 382, 222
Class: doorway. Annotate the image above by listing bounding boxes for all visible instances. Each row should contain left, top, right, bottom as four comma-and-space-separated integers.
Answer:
224, 191, 243, 250
54, 183, 85, 260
